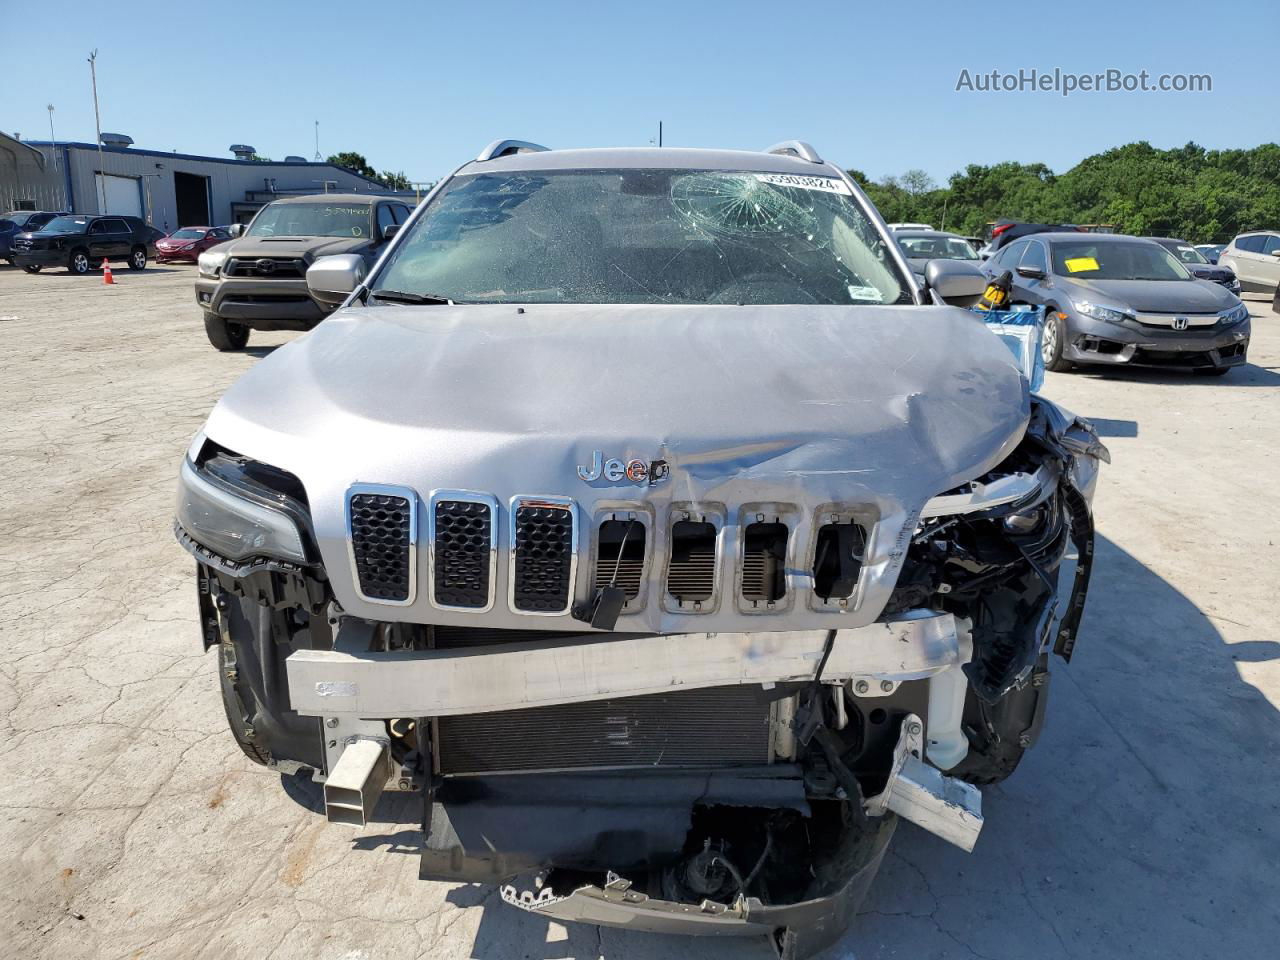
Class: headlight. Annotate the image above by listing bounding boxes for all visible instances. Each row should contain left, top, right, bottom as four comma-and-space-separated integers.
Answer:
1218, 302, 1250, 327
181, 243, 196, 251
176, 459, 307, 564
1072, 300, 1134, 325
198, 250, 228, 278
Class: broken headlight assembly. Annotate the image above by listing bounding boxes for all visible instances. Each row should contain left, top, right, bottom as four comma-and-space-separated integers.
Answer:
175, 448, 311, 565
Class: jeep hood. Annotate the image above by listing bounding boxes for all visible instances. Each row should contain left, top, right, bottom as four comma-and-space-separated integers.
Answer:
224, 235, 371, 259
202, 303, 1030, 630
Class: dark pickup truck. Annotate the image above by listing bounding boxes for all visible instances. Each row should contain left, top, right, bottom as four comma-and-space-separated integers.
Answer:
194, 194, 413, 351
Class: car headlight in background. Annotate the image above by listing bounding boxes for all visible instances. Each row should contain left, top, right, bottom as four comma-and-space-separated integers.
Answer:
198, 250, 228, 278
1217, 302, 1250, 327
176, 459, 308, 564
1072, 300, 1135, 325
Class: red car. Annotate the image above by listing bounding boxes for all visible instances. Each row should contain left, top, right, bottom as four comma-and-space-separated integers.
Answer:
155, 225, 231, 263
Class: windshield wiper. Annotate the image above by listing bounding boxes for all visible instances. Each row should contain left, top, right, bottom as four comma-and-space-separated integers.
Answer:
368, 289, 455, 306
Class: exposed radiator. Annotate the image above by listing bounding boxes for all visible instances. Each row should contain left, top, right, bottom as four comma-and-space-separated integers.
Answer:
437, 686, 773, 775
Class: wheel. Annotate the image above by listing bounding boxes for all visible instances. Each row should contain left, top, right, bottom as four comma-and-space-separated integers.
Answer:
218, 641, 270, 766
204, 311, 250, 351
1194, 366, 1232, 377
68, 249, 92, 275
1040, 308, 1072, 372
22, 264, 42, 274
128, 246, 147, 270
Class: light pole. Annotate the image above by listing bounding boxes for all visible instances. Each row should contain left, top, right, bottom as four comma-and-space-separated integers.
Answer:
46, 104, 58, 173
88, 50, 107, 212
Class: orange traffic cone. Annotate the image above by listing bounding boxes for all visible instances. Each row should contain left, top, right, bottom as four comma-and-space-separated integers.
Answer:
102, 259, 114, 285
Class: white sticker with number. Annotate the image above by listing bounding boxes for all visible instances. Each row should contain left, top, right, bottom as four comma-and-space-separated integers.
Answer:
755, 173, 853, 195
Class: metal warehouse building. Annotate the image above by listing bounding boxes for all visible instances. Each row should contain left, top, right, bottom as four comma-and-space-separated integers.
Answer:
1, 131, 411, 230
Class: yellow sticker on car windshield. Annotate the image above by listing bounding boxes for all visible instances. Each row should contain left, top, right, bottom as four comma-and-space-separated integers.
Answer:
1063, 256, 1099, 273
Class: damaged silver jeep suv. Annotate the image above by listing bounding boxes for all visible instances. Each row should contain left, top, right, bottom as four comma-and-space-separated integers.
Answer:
175, 139, 1108, 957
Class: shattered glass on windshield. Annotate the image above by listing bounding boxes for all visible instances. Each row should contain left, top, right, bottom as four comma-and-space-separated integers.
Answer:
374, 169, 910, 306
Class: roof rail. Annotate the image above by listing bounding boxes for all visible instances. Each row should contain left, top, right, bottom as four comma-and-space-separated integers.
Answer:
764, 140, 823, 164
476, 139, 551, 162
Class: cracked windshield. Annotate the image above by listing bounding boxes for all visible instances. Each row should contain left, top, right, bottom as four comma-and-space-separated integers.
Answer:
375, 169, 909, 305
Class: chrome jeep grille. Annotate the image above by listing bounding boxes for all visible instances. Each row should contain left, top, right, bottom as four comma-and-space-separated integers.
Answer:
347, 487, 416, 604
510, 500, 576, 614
431, 496, 495, 610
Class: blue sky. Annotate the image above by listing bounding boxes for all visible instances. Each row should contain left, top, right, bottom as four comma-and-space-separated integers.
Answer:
9, 0, 1277, 186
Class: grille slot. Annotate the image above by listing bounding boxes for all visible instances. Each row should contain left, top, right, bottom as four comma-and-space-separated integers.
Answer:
741, 521, 788, 605
511, 501, 575, 613
432, 498, 494, 609
348, 490, 415, 602
812, 521, 866, 602
593, 518, 646, 602
667, 520, 717, 604
437, 687, 772, 775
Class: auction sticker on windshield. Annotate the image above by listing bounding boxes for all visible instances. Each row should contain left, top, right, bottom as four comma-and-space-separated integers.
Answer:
1064, 256, 1100, 273
755, 173, 853, 195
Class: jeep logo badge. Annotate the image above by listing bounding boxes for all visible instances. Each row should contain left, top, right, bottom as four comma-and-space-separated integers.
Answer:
577, 451, 669, 485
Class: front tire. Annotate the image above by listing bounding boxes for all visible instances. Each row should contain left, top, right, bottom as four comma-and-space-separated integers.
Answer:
22, 264, 42, 274
128, 246, 147, 270
204, 311, 250, 351
1041, 309, 1072, 372
68, 249, 92, 275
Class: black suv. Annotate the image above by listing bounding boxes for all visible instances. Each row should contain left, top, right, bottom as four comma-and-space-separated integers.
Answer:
11, 214, 164, 275
1, 211, 68, 264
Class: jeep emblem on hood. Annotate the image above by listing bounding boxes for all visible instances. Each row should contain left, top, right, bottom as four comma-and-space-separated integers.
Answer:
577, 451, 669, 485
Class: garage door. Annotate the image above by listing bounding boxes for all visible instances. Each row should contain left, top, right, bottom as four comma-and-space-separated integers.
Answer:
95, 174, 142, 217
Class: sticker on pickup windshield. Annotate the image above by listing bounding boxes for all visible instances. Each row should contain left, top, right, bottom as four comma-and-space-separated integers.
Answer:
755, 173, 853, 195
1063, 256, 1100, 273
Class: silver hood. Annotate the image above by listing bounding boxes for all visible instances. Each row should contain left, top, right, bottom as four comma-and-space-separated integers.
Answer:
202, 303, 1029, 631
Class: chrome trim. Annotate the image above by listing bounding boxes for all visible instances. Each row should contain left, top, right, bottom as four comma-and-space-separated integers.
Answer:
507, 495, 578, 616
345, 483, 419, 607
1133, 311, 1218, 328
427, 489, 499, 613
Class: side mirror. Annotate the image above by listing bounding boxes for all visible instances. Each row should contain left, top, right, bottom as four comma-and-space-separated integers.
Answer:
1270, 249, 1280, 258
1015, 265, 1046, 280
306, 254, 366, 308
229, 223, 244, 238
924, 259, 987, 307
381, 223, 400, 241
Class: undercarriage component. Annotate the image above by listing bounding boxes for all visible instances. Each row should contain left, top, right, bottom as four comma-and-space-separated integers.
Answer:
495, 813, 898, 960
324, 738, 389, 827
865, 714, 983, 852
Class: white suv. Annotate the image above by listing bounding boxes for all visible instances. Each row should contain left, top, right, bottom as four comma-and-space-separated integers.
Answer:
1219, 231, 1280, 297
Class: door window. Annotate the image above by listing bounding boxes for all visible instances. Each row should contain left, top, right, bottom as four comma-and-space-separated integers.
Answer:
992, 239, 1028, 270
1236, 236, 1265, 253
376, 204, 396, 236
1262, 235, 1280, 255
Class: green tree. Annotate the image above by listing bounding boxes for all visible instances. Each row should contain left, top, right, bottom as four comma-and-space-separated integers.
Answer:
379, 170, 411, 190
326, 151, 378, 179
